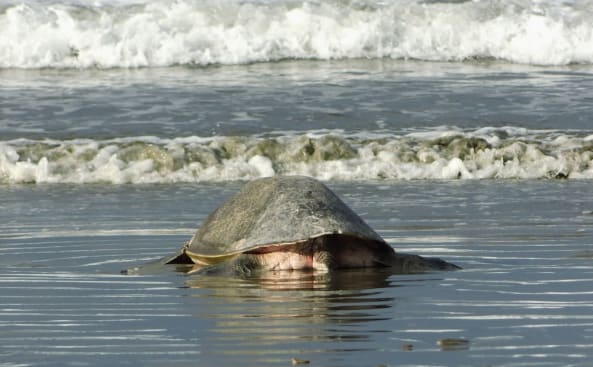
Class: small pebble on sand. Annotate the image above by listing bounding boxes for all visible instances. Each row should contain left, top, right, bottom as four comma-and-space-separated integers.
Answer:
401, 344, 414, 351
292, 357, 310, 365
438, 338, 470, 350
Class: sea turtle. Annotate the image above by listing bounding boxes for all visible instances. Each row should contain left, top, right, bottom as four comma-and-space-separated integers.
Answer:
162, 176, 459, 275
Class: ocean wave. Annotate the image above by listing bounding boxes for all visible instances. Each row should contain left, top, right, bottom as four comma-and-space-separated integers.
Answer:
1, 0, 593, 68
2, 128, 593, 184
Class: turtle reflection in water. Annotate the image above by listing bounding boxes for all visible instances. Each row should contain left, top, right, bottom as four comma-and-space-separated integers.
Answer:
160, 176, 459, 275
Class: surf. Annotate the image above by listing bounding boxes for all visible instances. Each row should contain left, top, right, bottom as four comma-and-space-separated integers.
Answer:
2, 127, 593, 184
2, 0, 593, 68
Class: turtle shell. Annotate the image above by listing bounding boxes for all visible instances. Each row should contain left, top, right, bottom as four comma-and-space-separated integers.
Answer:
183, 176, 386, 264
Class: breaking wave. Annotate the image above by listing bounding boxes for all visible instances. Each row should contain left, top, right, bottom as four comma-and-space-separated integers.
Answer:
2, 127, 593, 184
2, 0, 593, 68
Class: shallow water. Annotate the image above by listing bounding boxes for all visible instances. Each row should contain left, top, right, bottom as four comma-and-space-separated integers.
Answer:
3, 60, 593, 140
2, 181, 593, 367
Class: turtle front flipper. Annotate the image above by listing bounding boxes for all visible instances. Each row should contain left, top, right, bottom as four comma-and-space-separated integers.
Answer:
122, 246, 195, 275
388, 253, 461, 274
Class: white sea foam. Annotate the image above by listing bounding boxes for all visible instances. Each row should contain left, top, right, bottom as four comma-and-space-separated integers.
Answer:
1, 128, 592, 184
1, 0, 593, 68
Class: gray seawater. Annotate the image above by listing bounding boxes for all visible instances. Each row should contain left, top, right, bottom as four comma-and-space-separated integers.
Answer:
3, 60, 593, 140
2, 180, 593, 367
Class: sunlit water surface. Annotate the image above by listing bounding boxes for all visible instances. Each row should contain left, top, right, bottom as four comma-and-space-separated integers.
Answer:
2, 181, 593, 367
